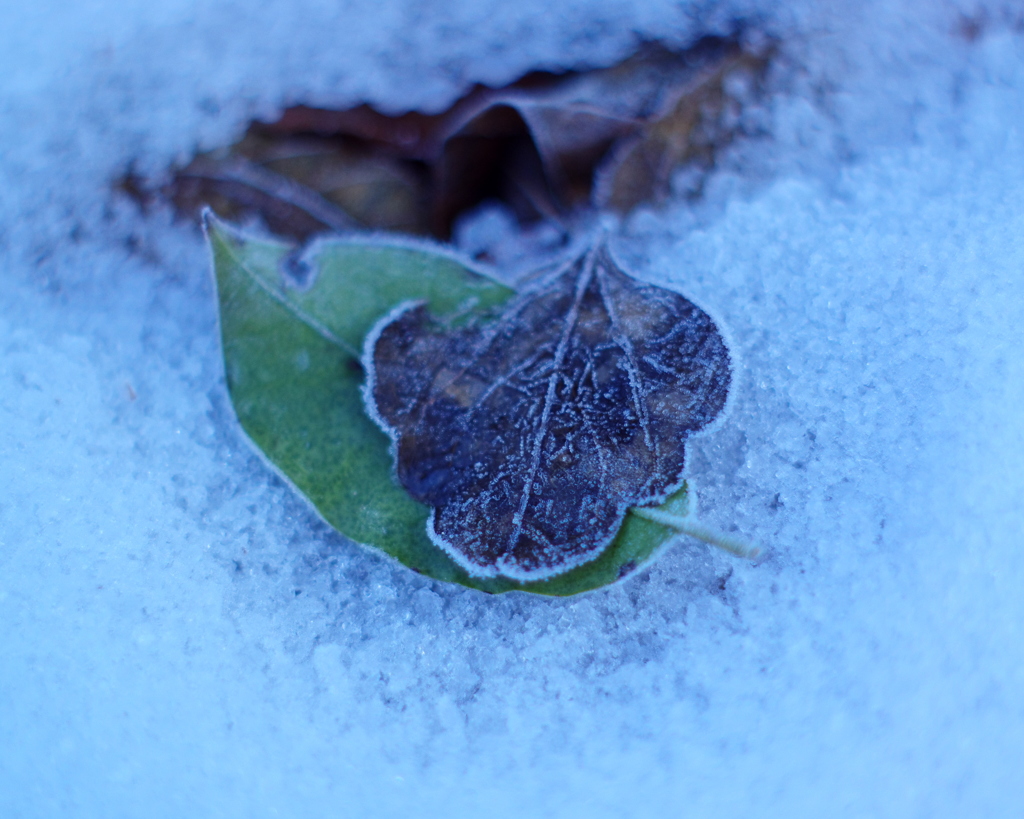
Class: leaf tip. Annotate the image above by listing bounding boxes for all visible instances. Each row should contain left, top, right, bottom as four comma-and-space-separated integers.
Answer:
202, 207, 236, 247
200, 205, 216, 234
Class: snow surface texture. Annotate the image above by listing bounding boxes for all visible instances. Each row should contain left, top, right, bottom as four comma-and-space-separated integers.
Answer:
2, 1, 1023, 817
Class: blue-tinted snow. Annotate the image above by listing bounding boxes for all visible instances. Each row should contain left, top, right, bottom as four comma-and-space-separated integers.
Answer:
1, 2, 1022, 817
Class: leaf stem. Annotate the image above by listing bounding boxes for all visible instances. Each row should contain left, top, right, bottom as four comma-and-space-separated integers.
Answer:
630, 507, 760, 560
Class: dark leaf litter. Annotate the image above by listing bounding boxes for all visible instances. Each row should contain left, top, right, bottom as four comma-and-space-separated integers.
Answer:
150, 36, 772, 241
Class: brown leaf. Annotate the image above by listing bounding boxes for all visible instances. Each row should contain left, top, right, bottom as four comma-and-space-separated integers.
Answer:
153, 35, 771, 241
594, 45, 771, 211
364, 240, 732, 580
170, 153, 359, 238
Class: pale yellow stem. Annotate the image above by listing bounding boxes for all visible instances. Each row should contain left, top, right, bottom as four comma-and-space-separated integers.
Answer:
630, 507, 761, 560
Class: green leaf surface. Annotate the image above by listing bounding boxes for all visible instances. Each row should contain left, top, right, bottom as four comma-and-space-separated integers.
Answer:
208, 216, 692, 595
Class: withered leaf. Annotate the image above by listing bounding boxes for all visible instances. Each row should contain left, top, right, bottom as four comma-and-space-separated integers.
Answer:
157, 36, 770, 241
364, 242, 731, 580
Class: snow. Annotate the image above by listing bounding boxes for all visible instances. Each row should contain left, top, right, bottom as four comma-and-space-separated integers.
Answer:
2, 1, 1023, 817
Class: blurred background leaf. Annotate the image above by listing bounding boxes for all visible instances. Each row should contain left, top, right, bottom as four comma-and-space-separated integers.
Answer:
130, 35, 772, 242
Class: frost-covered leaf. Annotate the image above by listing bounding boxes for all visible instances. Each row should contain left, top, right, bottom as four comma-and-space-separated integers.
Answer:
365, 241, 732, 580
209, 216, 715, 594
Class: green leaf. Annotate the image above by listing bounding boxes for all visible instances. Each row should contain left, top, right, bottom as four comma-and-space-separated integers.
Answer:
208, 215, 693, 595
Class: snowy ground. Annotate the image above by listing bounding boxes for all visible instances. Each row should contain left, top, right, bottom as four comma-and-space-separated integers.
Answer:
2, 2, 1023, 817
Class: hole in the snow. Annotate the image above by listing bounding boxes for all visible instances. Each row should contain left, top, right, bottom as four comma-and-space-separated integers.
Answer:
120, 33, 774, 242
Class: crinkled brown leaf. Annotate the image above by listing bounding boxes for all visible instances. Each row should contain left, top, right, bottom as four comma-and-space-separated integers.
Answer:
593, 44, 770, 211
152, 35, 771, 240
363, 241, 732, 580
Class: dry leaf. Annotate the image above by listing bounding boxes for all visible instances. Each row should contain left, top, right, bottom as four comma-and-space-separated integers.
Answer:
364, 240, 732, 580
151, 35, 771, 240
